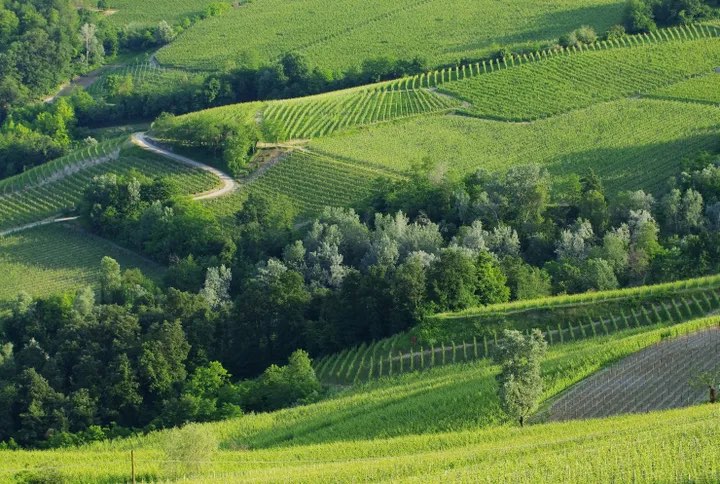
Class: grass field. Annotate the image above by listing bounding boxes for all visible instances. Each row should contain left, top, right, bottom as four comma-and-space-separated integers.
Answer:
309, 98, 720, 194
1, 317, 717, 482
86, 62, 205, 99
156, 0, 624, 72
0, 224, 163, 306
0, 145, 220, 232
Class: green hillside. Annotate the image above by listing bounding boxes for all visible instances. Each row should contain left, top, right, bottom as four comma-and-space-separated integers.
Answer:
0, 224, 163, 306
1, 317, 717, 482
156, 0, 625, 72
101, 0, 227, 28
310, 98, 720, 195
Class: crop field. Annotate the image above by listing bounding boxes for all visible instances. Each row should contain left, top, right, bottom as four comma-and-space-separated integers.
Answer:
546, 326, 720, 421
316, 276, 720, 384
310, 98, 720, 194
1, 318, 718, 482
648, 72, 720, 105
440, 36, 720, 120
97, 0, 228, 28
86, 62, 205, 99
262, 86, 460, 141
156, 0, 624, 73
247, 150, 399, 213
0, 146, 220, 232
0, 224, 163, 306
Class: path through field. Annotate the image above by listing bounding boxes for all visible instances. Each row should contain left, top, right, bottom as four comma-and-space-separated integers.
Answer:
131, 132, 236, 200
546, 327, 720, 421
0, 134, 235, 237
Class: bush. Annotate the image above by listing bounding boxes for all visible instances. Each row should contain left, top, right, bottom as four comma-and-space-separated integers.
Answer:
605, 24, 627, 41
164, 425, 218, 478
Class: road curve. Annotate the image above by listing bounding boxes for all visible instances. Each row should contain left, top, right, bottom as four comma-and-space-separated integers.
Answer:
0, 134, 236, 237
131, 132, 236, 200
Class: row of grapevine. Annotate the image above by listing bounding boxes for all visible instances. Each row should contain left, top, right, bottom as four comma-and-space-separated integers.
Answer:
408, 23, 720, 91
317, 287, 720, 384
0, 150, 218, 232
261, 87, 458, 141
0, 138, 126, 195
547, 325, 720, 421
247, 149, 400, 213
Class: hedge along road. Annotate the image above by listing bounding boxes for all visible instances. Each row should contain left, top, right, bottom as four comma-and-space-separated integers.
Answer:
0, 133, 236, 237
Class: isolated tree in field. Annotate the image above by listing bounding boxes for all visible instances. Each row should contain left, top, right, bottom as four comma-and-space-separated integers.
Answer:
496, 329, 547, 427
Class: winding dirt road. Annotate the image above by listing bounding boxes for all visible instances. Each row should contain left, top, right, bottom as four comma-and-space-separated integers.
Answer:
130, 132, 236, 200
0, 133, 236, 237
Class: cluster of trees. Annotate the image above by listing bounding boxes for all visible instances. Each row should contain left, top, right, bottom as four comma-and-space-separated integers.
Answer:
0, 0, 81, 112
625, 0, 719, 32
0, 260, 321, 448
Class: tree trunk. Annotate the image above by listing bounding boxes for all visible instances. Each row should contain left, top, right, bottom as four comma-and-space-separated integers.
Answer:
710, 385, 717, 404
519, 415, 524, 427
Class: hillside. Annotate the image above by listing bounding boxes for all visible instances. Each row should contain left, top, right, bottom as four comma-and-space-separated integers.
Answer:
1, 317, 718, 481
156, 0, 625, 72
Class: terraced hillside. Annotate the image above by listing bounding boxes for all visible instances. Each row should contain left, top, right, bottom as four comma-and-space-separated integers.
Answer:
156, 0, 625, 72
546, 327, 720, 421
0, 224, 163, 306
0, 144, 220, 233
1, 318, 718, 482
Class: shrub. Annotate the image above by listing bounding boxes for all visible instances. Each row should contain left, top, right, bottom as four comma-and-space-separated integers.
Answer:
164, 425, 218, 478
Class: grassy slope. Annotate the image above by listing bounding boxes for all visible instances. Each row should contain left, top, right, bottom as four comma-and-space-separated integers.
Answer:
0, 224, 164, 306
1, 318, 718, 482
156, 0, 623, 72
310, 98, 720, 194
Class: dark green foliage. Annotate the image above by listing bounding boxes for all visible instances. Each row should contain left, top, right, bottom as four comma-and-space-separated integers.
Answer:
625, 0, 718, 32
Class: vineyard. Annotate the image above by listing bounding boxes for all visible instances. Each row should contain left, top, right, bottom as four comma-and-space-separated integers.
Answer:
261, 86, 459, 141
648, 72, 720, 105
314, 277, 720, 384
156, 0, 624, 72
546, 326, 720, 421
86, 62, 204, 99
97, 0, 226, 27
0, 224, 163, 305
310, 97, 720, 194
440, 32, 720, 120
1, 319, 718, 481
247, 149, 400, 213
0, 145, 220, 232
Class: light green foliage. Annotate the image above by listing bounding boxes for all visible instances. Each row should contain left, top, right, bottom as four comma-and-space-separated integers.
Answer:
310, 98, 720, 194
649, 72, 720, 104
0, 225, 163, 305
261, 86, 459, 141
496, 329, 547, 425
441, 37, 720, 120
87, 62, 205, 99
156, 0, 624, 72
103, 0, 230, 28
163, 425, 218, 478
0, 145, 219, 231
1, 319, 719, 481
248, 150, 398, 214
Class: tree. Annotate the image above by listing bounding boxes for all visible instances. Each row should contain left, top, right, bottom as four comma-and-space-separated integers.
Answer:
496, 329, 547, 427
79, 23, 103, 66
199, 265, 232, 310
99, 257, 122, 303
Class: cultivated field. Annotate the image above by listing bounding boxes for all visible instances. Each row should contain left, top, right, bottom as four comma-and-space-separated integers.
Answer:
0, 145, 220, 232
0, 224, 163, 306
310, 98, 720, 194
156, 0, 624, 72
1, 318, 718, 482
99, 0, 225, 28
546, 326, 720, 421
